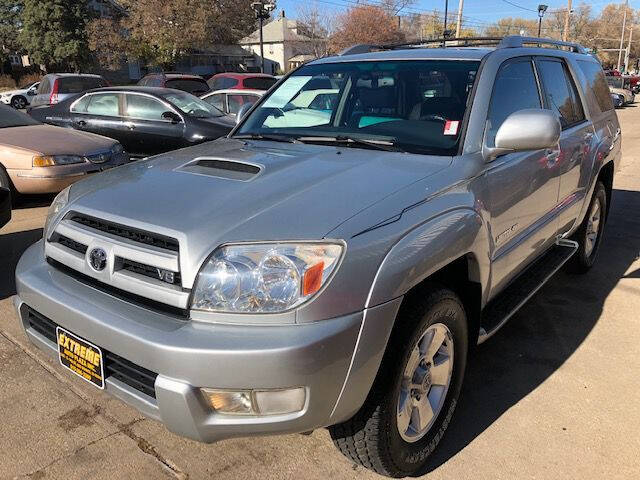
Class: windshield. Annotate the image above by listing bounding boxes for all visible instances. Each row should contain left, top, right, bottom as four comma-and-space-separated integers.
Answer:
0, 105, 40, 128
162, 91, 224, 118
236, 60, 479, 155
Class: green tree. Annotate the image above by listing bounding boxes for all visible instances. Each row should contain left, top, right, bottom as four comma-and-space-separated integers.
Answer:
19, 0, 92, 72
0, 0, 23, 73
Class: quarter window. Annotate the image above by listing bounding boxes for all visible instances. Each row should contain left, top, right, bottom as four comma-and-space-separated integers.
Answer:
536, 59, 585, 129
125, 94, 167, 121
577, 60, 614, 115
486, 59, 542, 147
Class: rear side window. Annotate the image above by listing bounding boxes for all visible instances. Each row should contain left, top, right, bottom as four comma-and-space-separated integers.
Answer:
577, 60, 614, 115
38, 77, 51, 94
536, 59, 585, 129
486, 59, 542, 147
58, 76, 108, 94
85, 93, 120, 116
165, 78, 209, 96
243, 77, 277, 90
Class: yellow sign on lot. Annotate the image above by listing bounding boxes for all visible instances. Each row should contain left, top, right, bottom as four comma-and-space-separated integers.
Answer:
56, 327, 105, 389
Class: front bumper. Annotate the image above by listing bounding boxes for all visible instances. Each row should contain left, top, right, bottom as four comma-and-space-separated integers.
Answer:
14, 241, 396, 442
8, 154, 130, 194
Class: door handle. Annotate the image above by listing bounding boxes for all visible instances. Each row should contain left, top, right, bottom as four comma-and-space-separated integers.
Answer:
583, 132, 594, 141
125, 122, 136, 131
76, 120, 87, 127
545, 149, 560, 166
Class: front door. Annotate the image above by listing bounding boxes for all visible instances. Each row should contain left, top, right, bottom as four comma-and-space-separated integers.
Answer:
484, 57, 562, 297
123, 93, 185, 156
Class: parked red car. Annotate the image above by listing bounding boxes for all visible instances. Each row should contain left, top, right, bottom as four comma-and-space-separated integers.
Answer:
207, 73, 277, 92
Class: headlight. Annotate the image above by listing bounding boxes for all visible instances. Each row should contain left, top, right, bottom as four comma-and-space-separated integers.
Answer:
191, 242, 345, 314
44, 186, 70, 239
111, 143, 124, 155
33, 155, 85, 167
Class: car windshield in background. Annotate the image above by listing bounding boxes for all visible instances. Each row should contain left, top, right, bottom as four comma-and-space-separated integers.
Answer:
58, 77, 108, 93
243, 77, 278, 90
163, 91, 224, 118
165, 78, 210, 96
236, 60, 479, 155
0, 105, 40, 128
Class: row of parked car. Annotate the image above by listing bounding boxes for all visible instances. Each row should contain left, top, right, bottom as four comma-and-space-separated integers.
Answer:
0, 71, 280, 203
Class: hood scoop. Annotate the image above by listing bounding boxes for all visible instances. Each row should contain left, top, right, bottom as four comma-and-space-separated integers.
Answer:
178, 157, 262, 181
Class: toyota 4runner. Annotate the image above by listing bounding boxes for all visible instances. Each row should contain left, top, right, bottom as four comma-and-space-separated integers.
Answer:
14, 36, 621, 477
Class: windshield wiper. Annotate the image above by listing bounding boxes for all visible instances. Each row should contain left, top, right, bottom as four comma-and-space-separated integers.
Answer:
234, 133, 301, 144
297, 135, 404, 152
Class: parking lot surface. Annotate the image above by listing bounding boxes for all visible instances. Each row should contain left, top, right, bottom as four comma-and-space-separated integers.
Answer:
1, 108, 640, 480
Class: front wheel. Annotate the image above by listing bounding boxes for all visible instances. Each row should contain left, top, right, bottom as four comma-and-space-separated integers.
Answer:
568, 181, 607, 273
329, 288, 468, 477
10, 96, 27, 109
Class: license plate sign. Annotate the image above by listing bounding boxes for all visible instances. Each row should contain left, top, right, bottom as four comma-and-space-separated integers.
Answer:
56, 327, 105, 389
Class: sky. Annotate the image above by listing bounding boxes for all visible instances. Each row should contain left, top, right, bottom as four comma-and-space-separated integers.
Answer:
276, 0, 636, 31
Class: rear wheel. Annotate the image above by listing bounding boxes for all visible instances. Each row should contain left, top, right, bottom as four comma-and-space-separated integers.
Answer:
569, 181, 607, 274
329, 288, 468, 477
10, 96, 27, 109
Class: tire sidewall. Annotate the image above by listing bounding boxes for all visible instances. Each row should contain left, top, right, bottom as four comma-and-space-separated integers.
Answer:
11, 96, 26, 109
580, 183, 607, 268
385, 296, 468, 474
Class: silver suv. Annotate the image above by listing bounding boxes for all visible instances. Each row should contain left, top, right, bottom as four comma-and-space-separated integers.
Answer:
29, 73, 108, 108
14, 37, 620, 477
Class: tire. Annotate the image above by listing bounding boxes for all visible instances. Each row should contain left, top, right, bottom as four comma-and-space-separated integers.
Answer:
0, 166, 14, 205
568, 181, 607, 274
10, 96, 27, 110
329, 287, 468, 477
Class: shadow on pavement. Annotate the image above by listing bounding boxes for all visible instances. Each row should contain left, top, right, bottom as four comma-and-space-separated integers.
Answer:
0, 228, 42, 301
422, 188, 640, 474
12, 193, 55, 210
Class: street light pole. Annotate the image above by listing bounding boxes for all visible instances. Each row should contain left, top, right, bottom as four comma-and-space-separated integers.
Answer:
251, 1, 276, 74
455, 0, 464, 38
537, 4, 548, 38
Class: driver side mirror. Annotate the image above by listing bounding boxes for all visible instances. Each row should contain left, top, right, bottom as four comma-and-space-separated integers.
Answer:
235, 102, 255, 125
483, 109, 561, 161
27, 89, 36, 96
162, 111, 181, 124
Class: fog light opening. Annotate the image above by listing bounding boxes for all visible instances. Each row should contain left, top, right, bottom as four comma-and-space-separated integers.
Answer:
201, 387, 306, 416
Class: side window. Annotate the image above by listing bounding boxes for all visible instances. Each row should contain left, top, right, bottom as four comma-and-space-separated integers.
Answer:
221, 77, 238, 89
577, 60, 614, 115
70, 95, 92, 113
227, 94, 257, 115
125, 94, 168, 121
536, 59, 585, 129
486, 59, 542, 147
38, 78, 50, 94
203, 94, 225, 112
85, 93, 120, 116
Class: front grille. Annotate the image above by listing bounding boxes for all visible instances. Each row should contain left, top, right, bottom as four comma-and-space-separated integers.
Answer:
51, 233, 88, 254
47, 258, 189, 318
24, 306, 158, 399
67, 212, 179, 252
116, 257, 181, 286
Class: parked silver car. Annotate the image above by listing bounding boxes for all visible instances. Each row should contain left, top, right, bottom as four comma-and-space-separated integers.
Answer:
29, 73, 108, 108
15, 36, 620, 477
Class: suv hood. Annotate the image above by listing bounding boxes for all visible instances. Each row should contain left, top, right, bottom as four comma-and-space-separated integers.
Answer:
66, 138, 450, 269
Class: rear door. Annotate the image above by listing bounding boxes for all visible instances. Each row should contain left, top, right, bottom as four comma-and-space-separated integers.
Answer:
123, 93, 185, 156
484, 57, 562, 296
70, 92, 125, 143
535, 57, 593, 234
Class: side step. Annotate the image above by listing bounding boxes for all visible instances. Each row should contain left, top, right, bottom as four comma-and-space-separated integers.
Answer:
478, 238, 578, 344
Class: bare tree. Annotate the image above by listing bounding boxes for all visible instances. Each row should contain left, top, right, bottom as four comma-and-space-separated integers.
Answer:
296, 2, 332, 58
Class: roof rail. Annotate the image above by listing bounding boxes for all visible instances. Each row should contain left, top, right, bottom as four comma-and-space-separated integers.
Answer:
339, 35, 589, 56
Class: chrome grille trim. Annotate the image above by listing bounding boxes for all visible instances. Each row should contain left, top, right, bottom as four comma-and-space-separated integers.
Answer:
46, 218, 189, 310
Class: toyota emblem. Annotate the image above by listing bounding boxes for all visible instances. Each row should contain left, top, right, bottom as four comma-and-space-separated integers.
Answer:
88, 248, 107, 272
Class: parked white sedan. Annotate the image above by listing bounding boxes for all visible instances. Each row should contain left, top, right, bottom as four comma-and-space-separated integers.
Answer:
0, 82, 39, 109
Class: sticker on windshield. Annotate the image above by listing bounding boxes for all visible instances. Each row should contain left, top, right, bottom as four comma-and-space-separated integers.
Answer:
262, 76, 313, 108
443, 120, 460, 136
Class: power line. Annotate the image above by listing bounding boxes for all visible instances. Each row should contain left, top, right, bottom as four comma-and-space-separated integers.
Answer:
499, 0, 538, 13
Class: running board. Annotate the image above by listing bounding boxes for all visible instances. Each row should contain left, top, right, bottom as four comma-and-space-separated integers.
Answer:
478, 238, 578, 344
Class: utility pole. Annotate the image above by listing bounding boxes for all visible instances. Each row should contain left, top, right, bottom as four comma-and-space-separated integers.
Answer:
562, 0, 573, 42
251, 1, 276, 74
625, 25, 634, 73
537, 5, 548, 38
455, 0, 464, 38
618, 0, 629, 72
443, 0, 449, 38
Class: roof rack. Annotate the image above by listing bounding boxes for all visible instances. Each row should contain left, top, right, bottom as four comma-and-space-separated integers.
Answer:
340, 35, 589, 56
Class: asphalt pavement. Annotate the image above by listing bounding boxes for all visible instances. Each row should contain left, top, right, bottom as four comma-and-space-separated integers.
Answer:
1, 108, 639, 479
